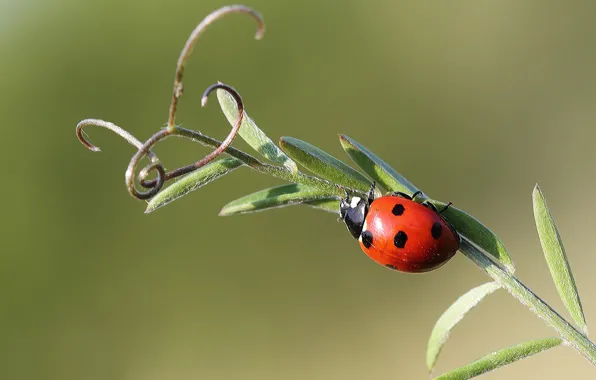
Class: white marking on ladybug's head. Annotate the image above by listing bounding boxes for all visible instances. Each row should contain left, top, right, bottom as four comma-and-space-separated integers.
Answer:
350, 197, 361, 208
362, 220, 368, 232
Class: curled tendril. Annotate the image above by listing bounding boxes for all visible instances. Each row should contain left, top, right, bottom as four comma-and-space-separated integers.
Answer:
124, 129, 171, 200
76, 119, 167, 199
76, 119, 158, 163
126, 83, 244, 199
167, 4, 264, 128
76, 5, 262, 201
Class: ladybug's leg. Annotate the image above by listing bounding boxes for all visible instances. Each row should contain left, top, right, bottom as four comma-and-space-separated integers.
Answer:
422, 201, 453, 214
421, 201, 438, 212
410, 191, 422, 201
390, 191, 422, 201
390, 191, 413, 200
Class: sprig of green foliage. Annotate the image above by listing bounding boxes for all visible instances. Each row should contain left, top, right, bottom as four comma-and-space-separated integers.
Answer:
75, 5, 595, 379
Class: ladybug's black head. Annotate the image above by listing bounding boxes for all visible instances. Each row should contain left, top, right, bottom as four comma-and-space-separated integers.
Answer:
339, 195, 369, 239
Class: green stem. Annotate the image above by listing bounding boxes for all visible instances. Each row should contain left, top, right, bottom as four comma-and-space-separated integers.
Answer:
460, 237, 596, 365
174, 126, 359, 197
174, 127, 263, 167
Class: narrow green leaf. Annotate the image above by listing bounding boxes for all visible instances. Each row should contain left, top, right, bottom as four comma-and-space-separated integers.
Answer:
145, 157, 242, 213
433, 202, 515, 273
279, 136, 372, 193
339, 134, 420, 195
219, 183, 338, 216
533, 184, 587, 334
217, 88, 298, 173
427, 282, 501, 373
434, 337, 563, 379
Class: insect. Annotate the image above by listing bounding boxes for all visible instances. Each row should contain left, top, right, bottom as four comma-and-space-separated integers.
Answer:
339, 183, 459, 273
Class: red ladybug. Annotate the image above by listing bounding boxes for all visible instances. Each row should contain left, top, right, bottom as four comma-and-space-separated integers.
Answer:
339, 183, 459, 273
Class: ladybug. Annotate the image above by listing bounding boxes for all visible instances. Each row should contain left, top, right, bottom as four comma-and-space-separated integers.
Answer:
339, 183, 459, 273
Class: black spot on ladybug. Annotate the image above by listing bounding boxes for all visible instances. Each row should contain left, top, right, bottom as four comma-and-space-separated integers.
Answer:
394, 231, 408, 248
391, 204, 405, 216
431, 222, 443, 240
361, 230, 373, 248
385, 264, 397, 270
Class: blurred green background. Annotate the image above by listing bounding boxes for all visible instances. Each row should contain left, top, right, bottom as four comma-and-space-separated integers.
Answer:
2, 0, 596, 378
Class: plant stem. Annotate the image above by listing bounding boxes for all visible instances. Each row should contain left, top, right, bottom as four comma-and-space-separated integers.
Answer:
174, 126, 360, 197
460, 237, 596, 365
174, 127, 263, 167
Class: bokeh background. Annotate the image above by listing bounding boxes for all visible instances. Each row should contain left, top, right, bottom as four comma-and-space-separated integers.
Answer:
2, 0, 596, 379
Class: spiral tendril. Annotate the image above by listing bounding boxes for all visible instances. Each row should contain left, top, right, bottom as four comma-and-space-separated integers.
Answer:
125, 83, 244, 199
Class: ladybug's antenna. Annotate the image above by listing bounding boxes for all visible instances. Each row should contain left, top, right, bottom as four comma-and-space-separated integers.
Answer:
336, 184, 349, 199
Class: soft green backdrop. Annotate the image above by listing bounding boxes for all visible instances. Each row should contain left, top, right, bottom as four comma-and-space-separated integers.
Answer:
2, 0, 596, 379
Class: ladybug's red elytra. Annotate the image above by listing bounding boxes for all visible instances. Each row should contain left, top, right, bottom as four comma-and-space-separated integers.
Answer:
339, 183, 459, 273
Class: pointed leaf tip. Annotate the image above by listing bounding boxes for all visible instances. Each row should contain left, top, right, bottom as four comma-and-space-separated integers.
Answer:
532, 184, 587, 333
427, 282, 500, 373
